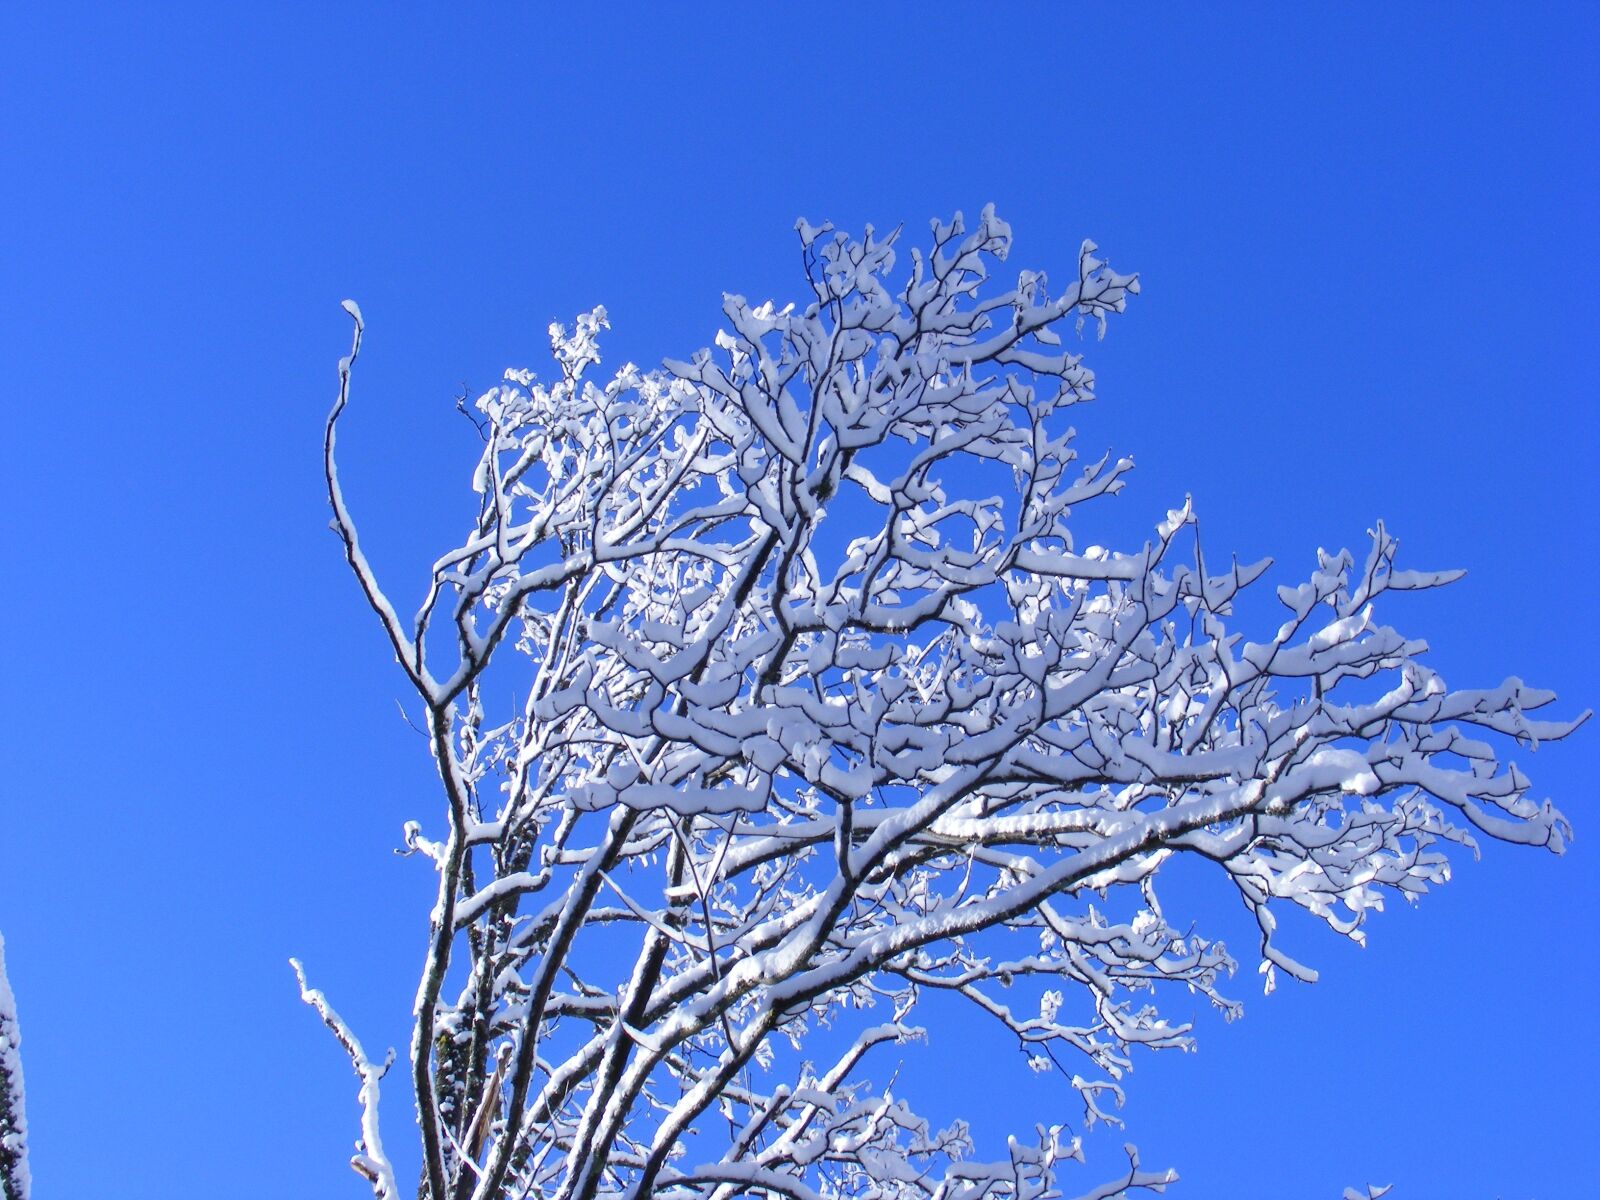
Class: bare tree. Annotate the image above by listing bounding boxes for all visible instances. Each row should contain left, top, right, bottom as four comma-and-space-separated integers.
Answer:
305, 209, 1583, 1200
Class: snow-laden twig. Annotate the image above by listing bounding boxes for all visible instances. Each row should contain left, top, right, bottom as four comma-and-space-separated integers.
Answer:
291, 959, 398, 1199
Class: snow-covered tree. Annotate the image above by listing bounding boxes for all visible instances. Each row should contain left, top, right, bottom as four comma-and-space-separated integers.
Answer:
0, 934, 29, 1200
307, 209, 1583, 1200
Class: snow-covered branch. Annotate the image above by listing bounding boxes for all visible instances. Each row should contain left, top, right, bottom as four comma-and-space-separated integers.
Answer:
292, 959, 399, 1199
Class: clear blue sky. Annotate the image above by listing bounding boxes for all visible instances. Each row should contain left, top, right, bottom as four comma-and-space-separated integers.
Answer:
1, 6, 1594, 1198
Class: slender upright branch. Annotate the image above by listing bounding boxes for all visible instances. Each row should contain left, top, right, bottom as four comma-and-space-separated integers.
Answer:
292, 959, 400, 1200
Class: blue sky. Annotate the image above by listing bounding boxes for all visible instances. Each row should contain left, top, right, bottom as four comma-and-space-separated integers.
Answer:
1, 6, 1594, 1197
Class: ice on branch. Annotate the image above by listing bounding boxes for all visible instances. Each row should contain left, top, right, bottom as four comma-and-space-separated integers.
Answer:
312, 207, 1584, 1200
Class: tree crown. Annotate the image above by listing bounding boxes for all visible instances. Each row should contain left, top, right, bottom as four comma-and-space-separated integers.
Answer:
309, 209, 1583, 1200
